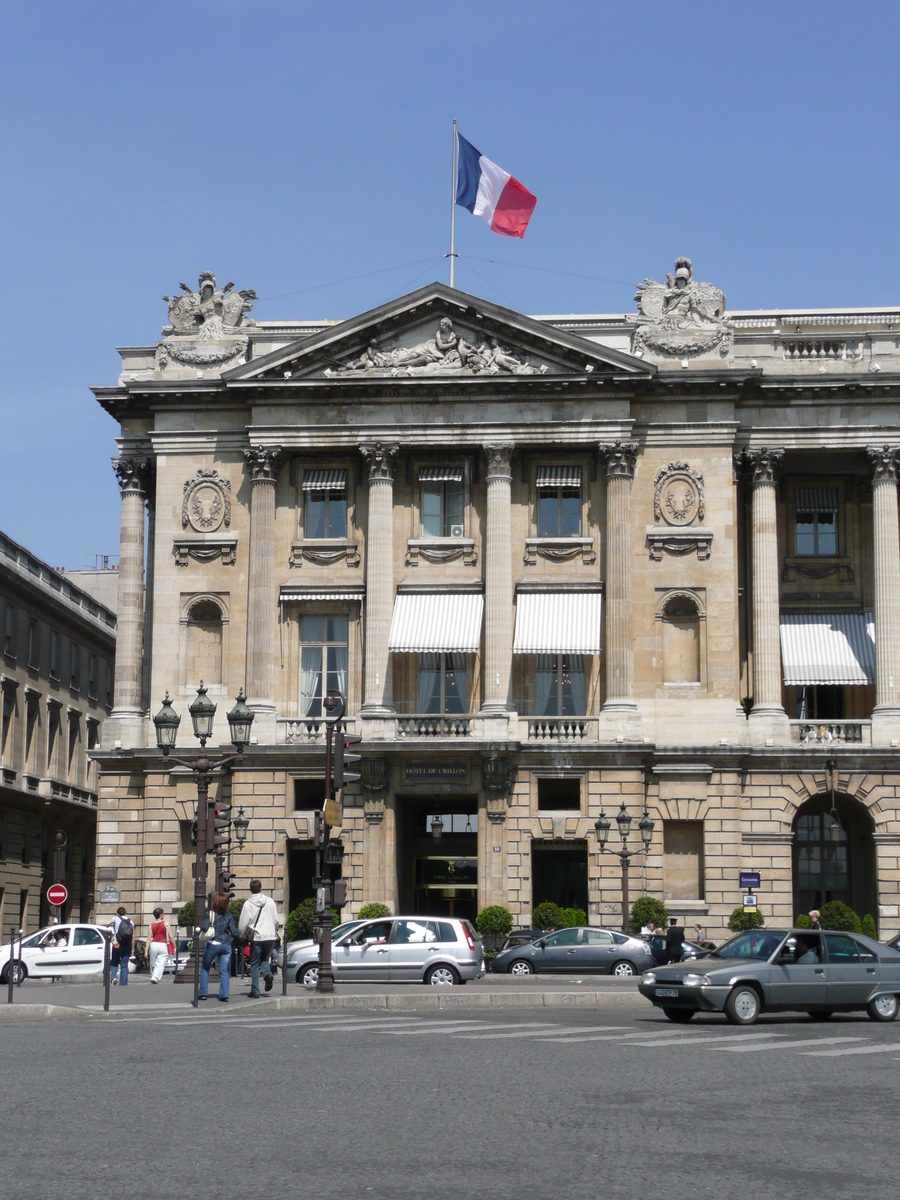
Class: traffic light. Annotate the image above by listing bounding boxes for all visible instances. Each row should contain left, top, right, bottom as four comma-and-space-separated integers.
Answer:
333, 730, 362, 790
212, 802, 232, 850
325, 839, 344, 879
220, 867, 236, 899
190, 817, 198, 847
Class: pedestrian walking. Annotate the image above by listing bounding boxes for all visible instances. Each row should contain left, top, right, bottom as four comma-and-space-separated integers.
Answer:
106, 906, 134, 986
238, 879, 280, 997
650, 926, 669, 967
665, 917, 685, 964
808, 909, 821, 929
693, 922, 705, 944
146, 907, 173, 984
199, 893, 239, 1003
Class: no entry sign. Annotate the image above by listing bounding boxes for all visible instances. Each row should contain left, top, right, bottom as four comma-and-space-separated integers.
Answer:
47, 883, 68, 906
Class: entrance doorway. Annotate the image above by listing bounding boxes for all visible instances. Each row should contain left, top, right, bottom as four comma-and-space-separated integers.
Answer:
532, 842, 588, 914
396, 796, 478, 922
793, 794, 876, 919
286, 840, 316, 915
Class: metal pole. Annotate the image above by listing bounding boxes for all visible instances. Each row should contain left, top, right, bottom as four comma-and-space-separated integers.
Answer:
449, 118, 457, 288
6, 925, 15, 1004
16, 926, 23, 988
103, 930, 111, 1012
316, 722, 335, 993
192, 760, 210, 1009
621, 853, 630, 935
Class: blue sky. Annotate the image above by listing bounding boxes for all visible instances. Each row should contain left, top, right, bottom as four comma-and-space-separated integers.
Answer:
2, 0, 899, 568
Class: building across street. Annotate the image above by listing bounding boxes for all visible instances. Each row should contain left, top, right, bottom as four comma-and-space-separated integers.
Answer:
90, 260, 900, 940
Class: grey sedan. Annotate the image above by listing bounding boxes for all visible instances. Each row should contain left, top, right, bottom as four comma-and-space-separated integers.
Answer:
639, 927, 900, 1025
493, 926, 653, 977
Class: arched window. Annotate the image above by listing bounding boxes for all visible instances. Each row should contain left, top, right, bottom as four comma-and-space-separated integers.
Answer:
663, 596, 700, 684
185, 600, 223, 686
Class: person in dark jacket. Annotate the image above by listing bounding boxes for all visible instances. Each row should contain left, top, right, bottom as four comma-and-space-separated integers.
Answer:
650, 927, 669, 967
199, 893, 239, 1003
665, 917, 686, 964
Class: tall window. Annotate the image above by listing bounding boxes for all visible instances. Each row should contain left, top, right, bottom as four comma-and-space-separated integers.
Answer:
420, 467, 464, 537
68, 715, 80, 780
1, 691, 14, 764
417, 654, 467, 713
47, 705, 60, 777
25, 700, 38, 773
88, 655, 97, 699
796, 811, 848, 908
70, 643, 80, 689
536, 466, 582, 537
534, 655, 585, 716
106, 662, 114, 709
4, 605, 14, 655
50, 631, 59, 678
662, 596, 700, 684
300, 615, 348, 717
795, 487, 837, 556
303, 469, 347, 538
185, 600, 223, 686
28, 621, 38, 668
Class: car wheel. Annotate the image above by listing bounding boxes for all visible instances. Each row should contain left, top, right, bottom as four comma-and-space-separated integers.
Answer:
809, 1010, 834, 1022
1, 961, 26, 985
611, 960, 636, 978
662, 1007, 694, 1023
296, 962, 319, 988
425, 963, 460, 986
867, 993, 899, 1022
724, 985, 761, 1026
508, 959, 534, 976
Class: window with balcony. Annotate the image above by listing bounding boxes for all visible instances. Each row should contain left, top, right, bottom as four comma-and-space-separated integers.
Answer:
420, 468, 464, 537
302, 468, 348, 538
536, 466, 582, 536
533, 655, 585, 716
416, 653, 468, 713
300, 615, 348, 717
795, 487, 838, 556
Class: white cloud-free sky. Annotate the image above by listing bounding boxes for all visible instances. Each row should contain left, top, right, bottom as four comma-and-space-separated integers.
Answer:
1, 0, 898, 566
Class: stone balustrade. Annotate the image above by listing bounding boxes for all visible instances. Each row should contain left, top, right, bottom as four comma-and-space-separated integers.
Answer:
790, 720, 871, 745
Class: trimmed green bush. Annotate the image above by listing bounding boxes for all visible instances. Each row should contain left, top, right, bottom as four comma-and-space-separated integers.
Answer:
475, 906, 513, 938
630, 896, 669, 933
532, 901, 563, 930
727, 907, 765, 933
794, 913, 811, 929
229, 898, 245, 926
357, 902, 391, 920
559, 907, 587, 928
861, 913, 878, 939
177, 901, 195, 928
285, 897, 338, 941
819, 900, 862, 933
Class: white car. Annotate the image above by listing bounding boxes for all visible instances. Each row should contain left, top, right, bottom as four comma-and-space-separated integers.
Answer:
0, 923, 108, 983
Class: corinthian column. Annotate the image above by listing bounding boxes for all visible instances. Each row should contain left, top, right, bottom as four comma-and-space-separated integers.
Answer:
741, 447, 789, 741
111, 457, 152, 724
360, 443, 399, 713
868, 446, 900, 743
598, 440, 640, 736
482, 443, 515, 714
244, 447, 284, 736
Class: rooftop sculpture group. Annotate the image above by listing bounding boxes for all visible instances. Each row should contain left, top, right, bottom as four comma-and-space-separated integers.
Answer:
633, 257, 730, 358
158, 272, 257, 369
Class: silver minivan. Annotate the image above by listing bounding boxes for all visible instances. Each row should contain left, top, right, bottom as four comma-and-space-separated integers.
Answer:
291, 916, 485, 987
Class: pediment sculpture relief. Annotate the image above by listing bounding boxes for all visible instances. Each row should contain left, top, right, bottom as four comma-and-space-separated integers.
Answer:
632, 257, 731, 358
324, 317, 549, 378
158, 271, 257, 369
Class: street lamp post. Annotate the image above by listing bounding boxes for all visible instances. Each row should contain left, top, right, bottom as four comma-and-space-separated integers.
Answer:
595, 805, 655, 934
153, 683, 254, 1009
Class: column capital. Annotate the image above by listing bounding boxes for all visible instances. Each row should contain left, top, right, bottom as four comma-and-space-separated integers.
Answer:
738, 446, 784, 485
359, 441, 399, 482
598, 440, 638, 480
867, 444, 900, 483
243, 446, 284, 482
112, 456, 153, 497
484, 442, 515, 479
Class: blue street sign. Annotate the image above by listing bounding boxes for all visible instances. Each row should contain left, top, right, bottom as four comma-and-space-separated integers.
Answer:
740, 871, 761, 889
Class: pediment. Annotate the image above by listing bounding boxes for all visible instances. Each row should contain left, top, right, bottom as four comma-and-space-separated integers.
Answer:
226, 282, 652, 385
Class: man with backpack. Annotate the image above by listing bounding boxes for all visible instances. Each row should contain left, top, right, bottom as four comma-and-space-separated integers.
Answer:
106, 906, 134, 986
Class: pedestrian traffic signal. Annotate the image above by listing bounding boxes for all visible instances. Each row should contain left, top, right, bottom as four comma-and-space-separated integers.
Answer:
220, 868, 236, 898
212, 803, 232, 849
332, 879, 347, 907
190, 817, 198, 847
333, 731, 362, 790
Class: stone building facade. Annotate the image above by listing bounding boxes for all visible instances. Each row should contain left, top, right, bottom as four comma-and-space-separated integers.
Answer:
92, 264, 900, 940
0, 530, 116, 935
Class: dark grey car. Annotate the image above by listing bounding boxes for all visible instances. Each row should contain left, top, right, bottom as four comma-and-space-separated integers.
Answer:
494, 926, 653, 977
639, 927, 900, 1025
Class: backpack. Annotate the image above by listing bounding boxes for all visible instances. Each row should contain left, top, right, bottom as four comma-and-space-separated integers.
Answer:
117, 917, 134, 942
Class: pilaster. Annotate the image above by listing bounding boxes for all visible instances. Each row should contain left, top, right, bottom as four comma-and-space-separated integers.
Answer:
598, 440, 641, 739
360, 442, 399, 714
244, 446, 284, 742
868, 446, 900, 745
109, 456, 153, 747
481, 443, 515, 720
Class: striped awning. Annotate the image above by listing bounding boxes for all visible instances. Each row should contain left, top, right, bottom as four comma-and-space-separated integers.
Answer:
536, 465, 582, 489
302, 469, 347, 491
795, 487, 838, 512
388, 592, 484, 653
513, 591, 602, 654
419, 466, 463, 482
780, 613, 875, 686
280, 590, 363, 602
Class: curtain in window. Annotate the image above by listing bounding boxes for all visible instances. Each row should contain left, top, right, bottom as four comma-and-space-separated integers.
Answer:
567, 655, 586, 715
444, 653, 467, 713
332, 645, 348, 699
534, 655, 555, 715
301, 647, 322, 717
418, 653, 441, 712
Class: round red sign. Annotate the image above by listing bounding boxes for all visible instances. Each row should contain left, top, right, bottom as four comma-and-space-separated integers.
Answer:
47, 884, 68, 906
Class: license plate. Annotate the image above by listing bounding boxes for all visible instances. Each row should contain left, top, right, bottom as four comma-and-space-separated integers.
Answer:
655, 987, 679, 998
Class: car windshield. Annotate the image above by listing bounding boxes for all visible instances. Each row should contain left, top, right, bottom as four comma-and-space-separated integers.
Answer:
714, 930, 785, 961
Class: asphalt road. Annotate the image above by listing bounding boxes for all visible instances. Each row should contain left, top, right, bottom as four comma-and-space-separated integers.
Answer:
2, 1005, 898, 1200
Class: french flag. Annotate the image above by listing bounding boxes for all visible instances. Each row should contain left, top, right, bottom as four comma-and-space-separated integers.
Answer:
455, 132, 537, 239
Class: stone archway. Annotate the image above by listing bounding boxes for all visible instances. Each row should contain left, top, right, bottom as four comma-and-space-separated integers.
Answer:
792, 793, 877, 920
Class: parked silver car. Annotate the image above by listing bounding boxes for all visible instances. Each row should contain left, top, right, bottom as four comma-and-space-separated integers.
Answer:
493, 926, 654, 977
279, 921, 365, 973
291, 916, 485, 986
639, 927, 900, 1024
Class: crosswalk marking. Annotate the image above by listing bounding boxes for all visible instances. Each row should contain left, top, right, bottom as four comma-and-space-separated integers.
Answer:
796, 1043, 900, 1058
716, 1036, 865, 1053
381, 1022, 508, 1036
627, 1032, 789, 1048
456, 1025, 630, 1041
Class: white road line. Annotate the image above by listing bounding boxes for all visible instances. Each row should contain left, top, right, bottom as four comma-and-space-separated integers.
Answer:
379, 1022, 509, 1036
717, 1036, 867, 1053
626, 1032, 789, 1048
796, 1043, 900, 1058
532, 1030, 688, 1044
454, 1025, 628, 1041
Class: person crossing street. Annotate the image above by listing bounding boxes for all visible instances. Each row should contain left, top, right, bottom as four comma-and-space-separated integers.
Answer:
238, 880, 281, 997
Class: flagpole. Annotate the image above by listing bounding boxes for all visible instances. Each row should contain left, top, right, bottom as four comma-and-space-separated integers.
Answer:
449, 118, 457, 288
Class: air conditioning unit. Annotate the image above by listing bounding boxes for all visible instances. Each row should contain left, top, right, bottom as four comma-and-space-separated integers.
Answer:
450, 524, 464, 539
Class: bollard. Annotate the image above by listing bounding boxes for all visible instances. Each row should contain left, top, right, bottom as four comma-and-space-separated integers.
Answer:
15, 928, 23, 988
103, 931, 111, 1012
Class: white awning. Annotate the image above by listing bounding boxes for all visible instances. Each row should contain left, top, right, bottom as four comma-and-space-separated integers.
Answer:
535, 465, 582, 489
795, 487, 838, 512
780, 613, 875, 686
513, 591, 602, 654
279, 589, 363, 602
302, 469, 347, 491
419, 466, 463, 482
388, 592, 484, 653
